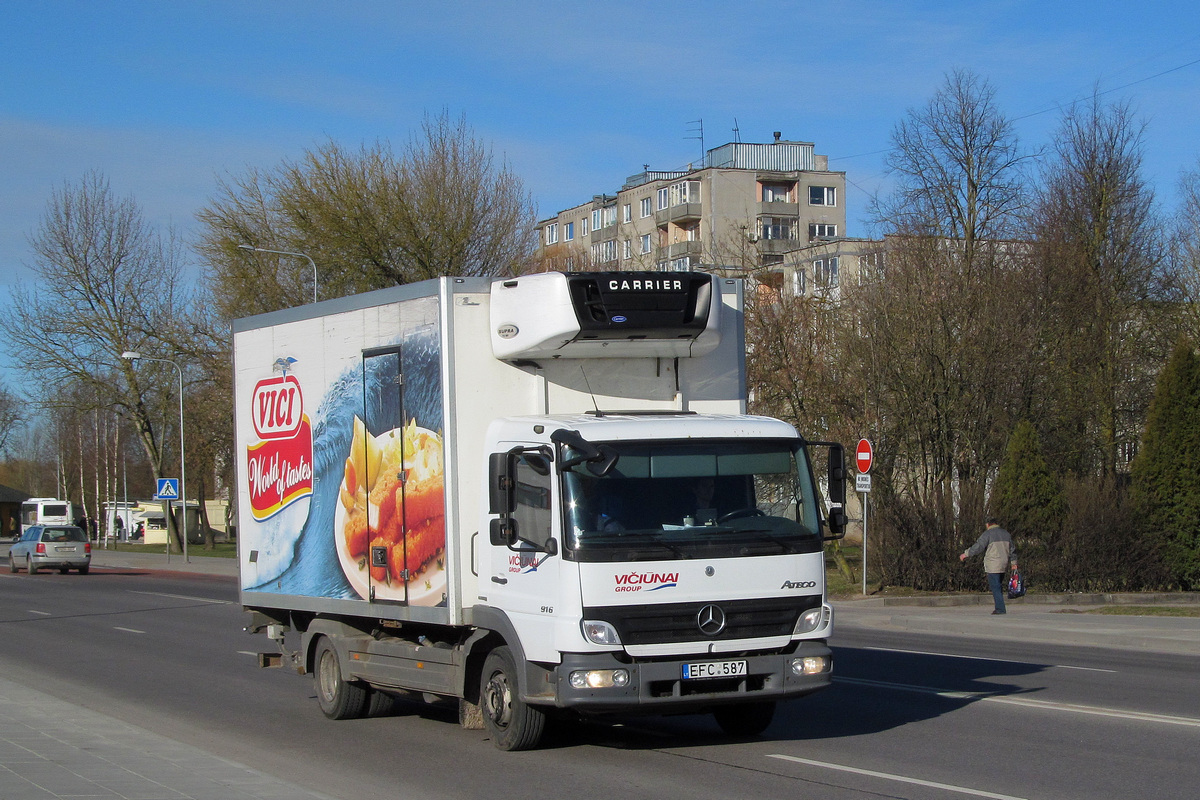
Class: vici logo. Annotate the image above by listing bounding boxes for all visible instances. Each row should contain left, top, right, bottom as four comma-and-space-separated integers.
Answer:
247, 372, 314, 521
252, 375, 304, 440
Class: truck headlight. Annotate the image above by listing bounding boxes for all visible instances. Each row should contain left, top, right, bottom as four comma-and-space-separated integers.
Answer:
793, 606, 830, 635
569, 669, 630, 689
791, 655, 831, 676
581, 620, 622, 646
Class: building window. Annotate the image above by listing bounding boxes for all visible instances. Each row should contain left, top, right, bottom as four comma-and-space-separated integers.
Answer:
564, 221, 574, 241
623, 239, 631, 259
809, 223, 838, 239
603, 206, 617, 228
667, 180, 700, 207
592, 210, 602, 231
581, 216, 589, 236
640, 197, 652, 218
761, 217, 796, 240
623, 204, 632, 223
594, 239, 617, 263
761, 182, 794, 203
544, 223, 558, 246
640, 233, 652, 254
809, 186, 837, 206
792, 269, 806, 296
814, 256, 839, 286
657, 187, 669, 210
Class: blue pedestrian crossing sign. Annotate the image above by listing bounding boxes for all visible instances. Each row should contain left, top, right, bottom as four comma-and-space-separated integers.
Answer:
155, 478, 179, 500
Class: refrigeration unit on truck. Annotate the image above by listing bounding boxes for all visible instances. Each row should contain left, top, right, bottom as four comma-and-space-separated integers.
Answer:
236, 271, 847, 750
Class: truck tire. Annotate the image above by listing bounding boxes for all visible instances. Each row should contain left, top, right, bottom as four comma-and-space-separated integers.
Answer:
313, 637, 369, 720
713, 701, 776, 737
480, 646, 545, 751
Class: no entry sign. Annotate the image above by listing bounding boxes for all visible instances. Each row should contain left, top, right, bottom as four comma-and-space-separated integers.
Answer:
856, 439, 873, 474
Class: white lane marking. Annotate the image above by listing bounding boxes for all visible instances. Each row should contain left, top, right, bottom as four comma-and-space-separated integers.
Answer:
768, 754, 1028, 800
838, 676, 1200, 727
127, 590, 231, 604
29, 610, 51, 616
113, 626, 145, 634
862, 645, 1117, 673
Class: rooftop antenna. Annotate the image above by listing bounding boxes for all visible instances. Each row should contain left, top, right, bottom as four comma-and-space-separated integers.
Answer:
733, 118, 741, 143
579, 366, 603, 416
685, 119, 705, 166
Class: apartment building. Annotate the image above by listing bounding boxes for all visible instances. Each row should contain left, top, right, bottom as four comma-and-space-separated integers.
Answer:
535, 135, 848, 277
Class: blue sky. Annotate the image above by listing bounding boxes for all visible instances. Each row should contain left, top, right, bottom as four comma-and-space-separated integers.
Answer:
1, 0, 1198, 317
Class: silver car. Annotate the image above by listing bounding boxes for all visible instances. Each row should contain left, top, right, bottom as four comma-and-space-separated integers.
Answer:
9, 525, 91, 574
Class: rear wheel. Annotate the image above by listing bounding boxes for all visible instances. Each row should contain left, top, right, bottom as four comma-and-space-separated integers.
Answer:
27, 556, 37, 575
59, 567, 70, 574
78, 565, 89, 575
713, 701, 776, 737
313, 637, 369, 720
480, 646, 545, 751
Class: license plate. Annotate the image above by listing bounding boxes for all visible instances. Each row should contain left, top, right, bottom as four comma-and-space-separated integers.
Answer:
682, 660, 748, 680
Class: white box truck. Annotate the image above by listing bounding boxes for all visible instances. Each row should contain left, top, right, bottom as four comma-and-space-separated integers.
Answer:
235, 271, 846, 750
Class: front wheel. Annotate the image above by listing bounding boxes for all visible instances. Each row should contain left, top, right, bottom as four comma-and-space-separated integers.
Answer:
313, 637, 369, 720
8, 556, 17, 573
713, 701, 776, 737
480, 646, 545, 751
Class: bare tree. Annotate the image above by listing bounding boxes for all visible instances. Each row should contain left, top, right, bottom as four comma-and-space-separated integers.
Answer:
198, 111, 538, 321
854, 71, 1036, 588
1031, 93, 1167, 476
0, 382, 22, 457
1170, 159, 1200, 344
1, 172, 196, 552
878, 69, 1031, 248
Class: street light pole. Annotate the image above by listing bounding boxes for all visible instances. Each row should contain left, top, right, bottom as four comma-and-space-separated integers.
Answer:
237, 244, 319, 304
121, 351, 187, 563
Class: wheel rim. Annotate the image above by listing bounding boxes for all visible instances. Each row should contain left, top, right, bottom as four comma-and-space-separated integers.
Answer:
482, 669, 513, 730
317, 648, 339, 703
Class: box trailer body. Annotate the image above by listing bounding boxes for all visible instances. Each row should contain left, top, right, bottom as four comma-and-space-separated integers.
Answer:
235, 272, 845, 749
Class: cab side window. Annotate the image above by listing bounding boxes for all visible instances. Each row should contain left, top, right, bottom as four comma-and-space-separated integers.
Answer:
512, 455, 553, 551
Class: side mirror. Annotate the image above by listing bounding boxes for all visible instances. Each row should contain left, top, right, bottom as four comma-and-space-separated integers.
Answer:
488, 452, 514, 515
490, 517, 516, 547
827, 443, 846, 505
824, 506, 847, 539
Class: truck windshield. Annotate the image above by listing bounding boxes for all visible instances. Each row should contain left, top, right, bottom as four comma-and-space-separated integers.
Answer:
561, 439, 823, 562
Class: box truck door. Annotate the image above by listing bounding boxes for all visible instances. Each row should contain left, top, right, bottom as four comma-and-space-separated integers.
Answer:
362, 349, 408, 603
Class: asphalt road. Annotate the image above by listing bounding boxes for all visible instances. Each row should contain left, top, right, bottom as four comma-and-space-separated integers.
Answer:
1, 560, 1198, 799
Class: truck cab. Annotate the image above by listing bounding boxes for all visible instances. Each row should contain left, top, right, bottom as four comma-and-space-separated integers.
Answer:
479, 412, 843, 747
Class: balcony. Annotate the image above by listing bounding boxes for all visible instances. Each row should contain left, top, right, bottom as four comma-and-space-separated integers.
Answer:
758, 201, 799, 217
661, 240, 704, 260
758, 237, 801, 255
655, 203, 702, 226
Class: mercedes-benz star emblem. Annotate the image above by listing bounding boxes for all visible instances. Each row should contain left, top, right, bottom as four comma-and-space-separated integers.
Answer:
697, 604, 726, 636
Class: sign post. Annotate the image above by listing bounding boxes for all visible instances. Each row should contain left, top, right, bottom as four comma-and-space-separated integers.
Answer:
856, 439, 873, 596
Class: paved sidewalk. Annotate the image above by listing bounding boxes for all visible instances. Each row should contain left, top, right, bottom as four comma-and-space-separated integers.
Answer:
85, 547, 240, 578
0, 674, 335, 800
833, 592, 1200, 656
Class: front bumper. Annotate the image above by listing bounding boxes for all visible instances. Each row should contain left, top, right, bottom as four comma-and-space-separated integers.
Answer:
543, 640, 832, 714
